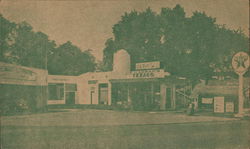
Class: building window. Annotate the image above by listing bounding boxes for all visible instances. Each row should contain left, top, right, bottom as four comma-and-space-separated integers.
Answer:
48, 83, 64, 100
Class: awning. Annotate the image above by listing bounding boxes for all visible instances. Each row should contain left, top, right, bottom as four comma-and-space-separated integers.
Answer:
110, 78, 162, 83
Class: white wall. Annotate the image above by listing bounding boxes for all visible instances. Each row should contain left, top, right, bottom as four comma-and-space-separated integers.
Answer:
77, 72, 112, 105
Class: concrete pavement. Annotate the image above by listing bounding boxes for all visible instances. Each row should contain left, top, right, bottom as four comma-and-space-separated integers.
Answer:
1, 109, 238, 127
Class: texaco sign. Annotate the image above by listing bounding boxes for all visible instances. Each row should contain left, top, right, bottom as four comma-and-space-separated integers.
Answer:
232, 52, 249, 75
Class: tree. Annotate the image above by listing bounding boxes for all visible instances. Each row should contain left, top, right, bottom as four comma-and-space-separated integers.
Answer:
0, 14, 17, 62
0, 15, 97, 75
111, 8, 162, 69
11, 22, 56, 69
48, 42, 96, 75
102, 38, 116, 71
0, 16, 56, 69
103, 5, 249, 81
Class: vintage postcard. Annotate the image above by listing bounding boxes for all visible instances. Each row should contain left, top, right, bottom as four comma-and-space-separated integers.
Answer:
0, 0, 249, 149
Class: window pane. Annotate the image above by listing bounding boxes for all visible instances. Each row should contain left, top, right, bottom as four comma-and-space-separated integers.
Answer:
48, 83, 64, 100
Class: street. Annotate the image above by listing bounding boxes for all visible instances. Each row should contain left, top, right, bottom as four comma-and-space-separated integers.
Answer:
1, 110, 249, 149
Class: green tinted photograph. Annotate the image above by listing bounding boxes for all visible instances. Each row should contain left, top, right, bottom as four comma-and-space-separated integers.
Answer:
0, 0, 249, 149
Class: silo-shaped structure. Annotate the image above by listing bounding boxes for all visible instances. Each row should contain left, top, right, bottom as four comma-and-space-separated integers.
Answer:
113, 49, 131, 75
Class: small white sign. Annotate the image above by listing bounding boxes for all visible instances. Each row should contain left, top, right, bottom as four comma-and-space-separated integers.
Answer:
202, 98, 213, 104
225, 102, 234, 113
232, 52, 249, 75
136, 61, 160, 70
214, 97, 224, 113
130, 69, 165, 79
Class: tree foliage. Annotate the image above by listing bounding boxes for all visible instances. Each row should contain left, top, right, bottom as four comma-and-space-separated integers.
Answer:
103, 5, 249, 80
48, 42, 96, 75
0, 14, 96, 75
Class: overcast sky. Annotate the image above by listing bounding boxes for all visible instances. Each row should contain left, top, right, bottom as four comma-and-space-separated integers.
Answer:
0, 0, 249, 60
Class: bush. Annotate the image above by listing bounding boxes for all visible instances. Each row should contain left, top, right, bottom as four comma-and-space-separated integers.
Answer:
0, 84, 47, 115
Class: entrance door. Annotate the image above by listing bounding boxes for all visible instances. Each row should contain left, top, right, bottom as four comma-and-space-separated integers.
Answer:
66, 92, 75, 105
130, 82, 153, 111
90, 91, 94, 104
166, 88, 172, 109
99, 84, 108, 104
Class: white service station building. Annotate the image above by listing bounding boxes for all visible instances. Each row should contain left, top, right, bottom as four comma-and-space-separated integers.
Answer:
47, 49, 190, 111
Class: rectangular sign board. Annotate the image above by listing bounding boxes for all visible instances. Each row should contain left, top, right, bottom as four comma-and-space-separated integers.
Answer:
129, 69, 165, 79
225, 102, 234, 113
202, 98, 213, 104
0, 62, 48, 86
214, 96, 224, 113
136, 61, 160, 70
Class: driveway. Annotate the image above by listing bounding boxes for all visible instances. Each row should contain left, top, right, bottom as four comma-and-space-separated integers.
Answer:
1, 109, 249, 149
1, 109, 237, 127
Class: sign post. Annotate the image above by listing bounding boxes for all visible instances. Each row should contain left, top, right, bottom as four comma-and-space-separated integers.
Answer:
232, 52, 249, 117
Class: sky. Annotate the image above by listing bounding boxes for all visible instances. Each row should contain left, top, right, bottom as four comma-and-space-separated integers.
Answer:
0, 0, 249, 60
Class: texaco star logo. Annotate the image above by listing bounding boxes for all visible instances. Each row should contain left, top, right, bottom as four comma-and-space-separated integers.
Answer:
232, 52, 249, 74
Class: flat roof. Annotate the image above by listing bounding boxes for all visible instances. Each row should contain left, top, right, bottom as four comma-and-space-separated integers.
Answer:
110, 78, 162, 83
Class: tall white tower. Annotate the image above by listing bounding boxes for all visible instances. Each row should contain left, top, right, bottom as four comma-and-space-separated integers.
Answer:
113, 49, 131, 75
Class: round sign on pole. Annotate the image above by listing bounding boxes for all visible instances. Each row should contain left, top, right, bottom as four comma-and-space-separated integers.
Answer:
232, 52, 249, 75
232, 52, 249, 117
